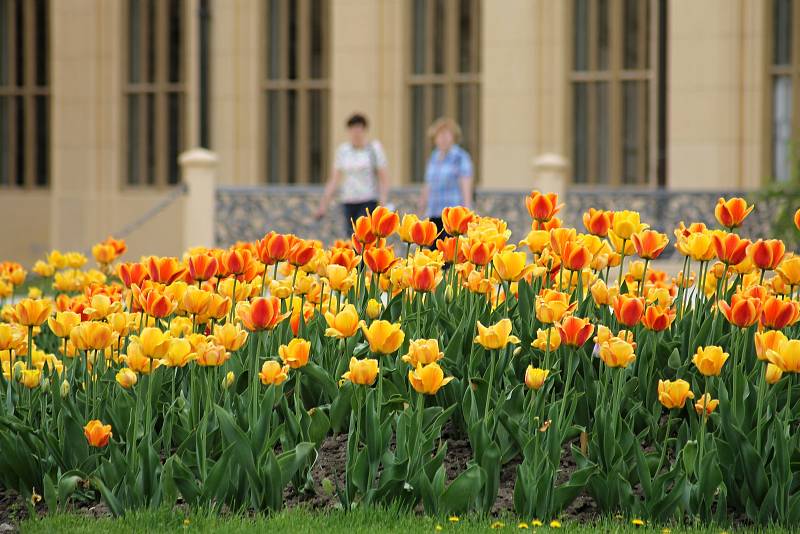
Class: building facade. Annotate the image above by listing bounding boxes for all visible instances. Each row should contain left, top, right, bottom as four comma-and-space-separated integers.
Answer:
0, 0, 795, 265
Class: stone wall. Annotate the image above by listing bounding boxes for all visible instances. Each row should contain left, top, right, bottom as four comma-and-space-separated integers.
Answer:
215, 186, 779, 258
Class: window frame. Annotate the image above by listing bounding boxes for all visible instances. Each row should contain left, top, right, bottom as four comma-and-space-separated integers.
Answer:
566, 0, 659, 187
406, 0, 481, 184
260, 0, 331, 185
121, 0, 188, 189
0, 0, 50, 189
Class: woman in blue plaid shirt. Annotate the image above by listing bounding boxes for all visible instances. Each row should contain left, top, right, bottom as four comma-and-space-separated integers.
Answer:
417, 117, 474, 235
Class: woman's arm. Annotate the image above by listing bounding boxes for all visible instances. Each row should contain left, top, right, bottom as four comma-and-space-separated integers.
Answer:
315, 169, 343, 219
459, 176, 473, 210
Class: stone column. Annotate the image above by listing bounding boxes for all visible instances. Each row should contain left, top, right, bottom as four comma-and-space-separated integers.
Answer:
531, 154, 568, 199
180, 148, 219, 249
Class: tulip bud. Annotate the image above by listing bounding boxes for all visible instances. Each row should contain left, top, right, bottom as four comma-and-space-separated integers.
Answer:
444, 285, 454, 302
366, 298, 382, 320
766, 363, 783, 384
60, 379, 70, 398
223, 371, 235, 389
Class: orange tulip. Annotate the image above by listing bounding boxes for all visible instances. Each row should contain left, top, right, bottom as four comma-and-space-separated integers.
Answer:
535, 289, 576, 324
748, 239, 785, 271
436, 237, 467, 264
84, 420, 112, 447
410, 219, 439, 247
598, 337, 637, 368
441, 206, 475, 236
364, 247, 400, 274
549, 227, 577, 258
351, 215, 377, 245
525, 191, 563, 223
92, 243, 117, 265
795, 207, 800, 232
631, 230, 669, 260
524, 366, 550, 390
612, 294, 644, 327
711, 232, 750, 266
715, 197, 753, 229
582, 208, 613, 237
560, 240, 592, 272
117, 262, 149, 288
287, 239, 317, 267
555, 316, 594, 347
694, 394, 719, 416
464, 240, 496, 267
408, 362, 454, 395
368, 206, 400, 238
137, 287, 176, 318
257, 232, 293, 265
236, 296, 287, 331
657, 379, 694, 409
760, 295, 800, 330
146, 256, 185, 284
718, 293, 761, 328
410, 265, 441, 293
188, 253, 219, 282
328, 247, 360, 271
640, 305, 676, 332
259, 360, 289, 386
278, 338, 311, 369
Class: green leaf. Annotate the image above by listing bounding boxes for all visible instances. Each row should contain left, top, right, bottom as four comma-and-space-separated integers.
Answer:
440, 464, 484, 515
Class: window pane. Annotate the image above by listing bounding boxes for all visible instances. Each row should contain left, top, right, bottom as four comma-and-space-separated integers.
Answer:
597, 0, 609, 70
308, 89, 324, 183
287, 0, 298, 80
146, 0, 155, 83
15, 95, 24, 186
0, 0, 8, 86
458, 0, 474, 73
146, 93, 155, 185
595, 82, 609, 184
410, 85, 425, 183
266, 91, 280, 183
35, 0, 48, 86
433, 0, 445, 74
129, 0, 141, 83
622, 80, 649, 184
774, 0, 792, 66
309, 0, 325, 79
572, 83, 588, 183
167, 0, 182, 83
0, 97, 7, 185
15, 0, 23, 86
773, 76, 793, 182
167, 92, 182, 184
432, 84, 445, 118
623, 0, 640, 70
267, 0, 281, 79
127, 95, 140, 185
35, 94, 47, 186
286, 90, 297, 182
412, 0, 427, 74
573, 0, 589, 71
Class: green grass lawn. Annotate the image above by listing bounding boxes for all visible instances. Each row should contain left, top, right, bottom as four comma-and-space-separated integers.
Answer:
18, 507, 791, 534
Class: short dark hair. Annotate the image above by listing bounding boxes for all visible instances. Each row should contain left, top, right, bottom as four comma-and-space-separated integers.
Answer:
346, 113, 368, 129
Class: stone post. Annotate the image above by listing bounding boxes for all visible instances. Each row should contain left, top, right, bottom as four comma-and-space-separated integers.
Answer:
179, 148, 218, 249
531, 153, 568, 198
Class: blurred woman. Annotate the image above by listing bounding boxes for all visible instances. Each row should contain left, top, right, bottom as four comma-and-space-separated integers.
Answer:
315, 113, 390, 235
417, 117, 474, 233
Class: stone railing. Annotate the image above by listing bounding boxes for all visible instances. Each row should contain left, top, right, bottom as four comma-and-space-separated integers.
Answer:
215, 185, 777, 256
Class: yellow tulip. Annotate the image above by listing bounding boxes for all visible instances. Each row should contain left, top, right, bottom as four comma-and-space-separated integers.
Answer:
366, 298, 382, 320
161, 338, 194, 368
766, 363, 783, 384
115, 367, 138, 389
17, 368, 41, 389
776, 256, 800, 286
259, 360, 289, 386
132, 327, 172, 359
123, 343, 162, 374
524, 366, 549, 390
212, 322, 249, 352
492, 249, 532, 282
278, 338, 311, 369
531, 328, 561, 352
402, 339, 444, 367
47, 311, 81, 339
754, 330, 787, 362
535, 289, 576, 324
70, 321, 114, 351
324, 304, 360, 338
694, 393, 719, 416
14, 298, 52, 327
194, 341, 230, 367
610, 210, 645, 241
342, 357, 379, 386
474, 318, 520, 350
408, 362, 454, 395
692, 346, 729, 376
360, 320, 405, 354
766, 339, 800, 373
326, 264, 356, 293
598, 338, 637, 368
657, 379, 694, 409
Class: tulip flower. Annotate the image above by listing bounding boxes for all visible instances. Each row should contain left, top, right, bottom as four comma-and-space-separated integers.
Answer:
525, 191, 563, 223
402, 339, 444, 367
640, 305, 676, 332
692, 345, 729, 376
47, 311, 81, 339
188, 253, 219, 282
278, 338, 311, 369
70, 321, 114, 351
17, 368, 41, 389
718, 293, 761, 328
760, 295, 800, 329
366, 299, 382, 319
259, 360, 289, 386
657, 379, 694, 409
117, 262, 149, 288
560, 240, 592, 272
795, 207, 800, 231
160, 338, 194, 368
136, 287, 176, 319
323, 304, 359, 338
123, 343, 162, 374
194, 340, 231, 367
14, 298, 52, 327
360, 320, 405, 354
181, 286, 212, 317
410, 219, 439, 247
84, 420, 113, 448
464, 240, 496, 267
351, 215, 377, 246
694, 393, 719, 416
683, 232, 716, 262
612, 294, 644, 327
408, 362, 454, 395
531, 327, 561, 352
399, 214, 419, 243
711, 232, 750, 266
535, 289, 576, 324
211, 322, 248, 351
436, 237, 467, 264
441, 206, 475, 236
0, 323, 25, 351
342, 357, 379, 386
287, 239, 317, 268
715, 197, 753, 230
115, 367, 138, 389
146, 256, 186, 284
631, 230, 669, 260
598, 338, 637, 368
524, 366, 550, 390
766, 363, 784, 384
766, 339, 800, 373
257, 231, 293, 265
555, 316, 594, 347
237, 297, 287, 331
328, 247, 360, 271
368, 206, 400, 238
92, 243, 117, 265
755, 330, 787, 361
474, 318, 520, 350
409, 264, 442, 293
748, 239, 785, 272
582, 208, 613, 237
610, 210, 645, 241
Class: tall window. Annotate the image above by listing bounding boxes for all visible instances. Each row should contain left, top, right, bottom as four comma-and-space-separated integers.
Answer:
770, 0, 800, 182
571, 0, 657, 186
0, 0, 49, 188
125, 0, 186, 187
263, 0, 330, 184
409, 0, 480, 183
